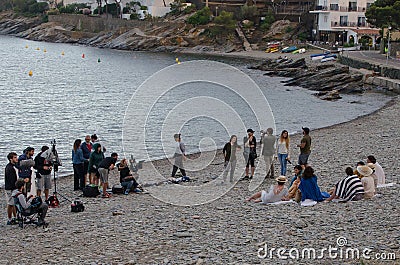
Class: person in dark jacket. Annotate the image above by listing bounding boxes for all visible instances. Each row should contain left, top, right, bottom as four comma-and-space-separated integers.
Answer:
88, 143, 104, 185
222, 135, 240, 183
18, 147, 35, 193
118, 159, 142, 195
72, 139, 85, 191
5, 152, 18, 225
34, 146, 53, 200
98, 153, 118, 198
80, 135, 92, 185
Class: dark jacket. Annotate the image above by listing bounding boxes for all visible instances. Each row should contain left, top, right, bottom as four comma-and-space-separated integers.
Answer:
88, 143, 104, 173
18, 153, 35, 179
5, 163, 18, 190
80, 142, 92, 160
35, 152, 52, 175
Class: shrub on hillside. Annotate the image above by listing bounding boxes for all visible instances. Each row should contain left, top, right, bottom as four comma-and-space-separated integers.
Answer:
187, 7, 211, 25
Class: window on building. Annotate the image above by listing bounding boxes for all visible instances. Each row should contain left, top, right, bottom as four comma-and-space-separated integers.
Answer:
340, 16, 348, 26
324, 15, 328, 23
358, 17, 366, 27
349, 1, 357, 11
330, 3, 339, 10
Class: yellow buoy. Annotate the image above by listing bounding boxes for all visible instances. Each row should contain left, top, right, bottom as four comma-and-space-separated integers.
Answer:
61, 51, 65, 56
43, 49, 47, 53
175, 58, 179, 62
36, 48, 40, 51
25, 45, 28, 48
177, 61, 181, 64
28, 70, 33, 76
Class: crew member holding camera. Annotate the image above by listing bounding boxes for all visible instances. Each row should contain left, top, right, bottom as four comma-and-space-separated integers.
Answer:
18, 147, 35, 193
34, 146, 53, 201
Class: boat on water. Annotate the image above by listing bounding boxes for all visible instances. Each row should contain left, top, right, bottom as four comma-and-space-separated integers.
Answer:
310, 52, 331, 61
282, 46, 297, 53
292, 48, 306, 54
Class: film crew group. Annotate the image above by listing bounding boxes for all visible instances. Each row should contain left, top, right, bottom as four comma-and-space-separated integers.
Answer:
4, 148, 49, 226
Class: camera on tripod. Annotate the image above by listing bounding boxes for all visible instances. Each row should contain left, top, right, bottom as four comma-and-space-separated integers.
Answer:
129, 155, 144, 173
50, 139, 62, 172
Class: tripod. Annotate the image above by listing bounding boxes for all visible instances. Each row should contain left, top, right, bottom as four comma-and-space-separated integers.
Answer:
48, 140, 71, 207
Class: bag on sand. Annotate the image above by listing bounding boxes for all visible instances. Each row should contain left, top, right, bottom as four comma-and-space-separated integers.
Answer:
71, 199, 85, 212
112, 184, 125, 194
83, 184, 100, 197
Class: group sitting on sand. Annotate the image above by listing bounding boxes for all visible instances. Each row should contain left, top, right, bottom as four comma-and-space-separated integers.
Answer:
243, 126, 386, 205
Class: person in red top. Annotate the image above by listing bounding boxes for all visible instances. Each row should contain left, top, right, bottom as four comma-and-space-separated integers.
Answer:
80, 135, 92, 185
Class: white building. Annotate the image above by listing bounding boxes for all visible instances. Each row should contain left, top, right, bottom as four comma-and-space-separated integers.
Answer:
310, 0, 380, 47
58, 0, 173, 18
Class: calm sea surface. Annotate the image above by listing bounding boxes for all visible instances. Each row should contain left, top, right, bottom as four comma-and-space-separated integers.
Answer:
0, 35, 391, 184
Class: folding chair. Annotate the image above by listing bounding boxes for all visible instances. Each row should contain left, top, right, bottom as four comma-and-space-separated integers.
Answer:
14, 200, 47, 229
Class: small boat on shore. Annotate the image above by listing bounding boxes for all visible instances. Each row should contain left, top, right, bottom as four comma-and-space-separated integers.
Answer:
282, 46, 297, 53
321, 54, 337, 62
311, 52, 331, 61
292, 48, 306, 54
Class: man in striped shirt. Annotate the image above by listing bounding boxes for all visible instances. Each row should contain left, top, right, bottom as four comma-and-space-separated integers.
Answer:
326, 167, 365, 202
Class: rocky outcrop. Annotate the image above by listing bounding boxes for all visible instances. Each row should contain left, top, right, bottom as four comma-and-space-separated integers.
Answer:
250, 58, 365, 100
0, 12, 42, 35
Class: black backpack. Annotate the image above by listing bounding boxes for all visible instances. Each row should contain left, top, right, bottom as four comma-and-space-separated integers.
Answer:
82, 185, 100, 197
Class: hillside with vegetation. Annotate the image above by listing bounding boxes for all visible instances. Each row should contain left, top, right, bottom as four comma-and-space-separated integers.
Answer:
0, 0, 309, 52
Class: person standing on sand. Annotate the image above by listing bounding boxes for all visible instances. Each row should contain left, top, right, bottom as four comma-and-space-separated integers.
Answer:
35, 146, 53, 200
81, 135, 92, 186
297, 127, 311, 166
4, 152, 18, 225
18, 147, 35, 193
222, 135, 240, 183
171, 134, 189, 182
276, 130, 290, 176
98, 153, 118, 198
261, 128, 275, 179
88, 143, 104, 185
242, 129, 257, 180
72, 139, 85, 191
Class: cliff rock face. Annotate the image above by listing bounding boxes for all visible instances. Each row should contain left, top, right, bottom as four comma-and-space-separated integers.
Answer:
0, 12, 42, 35
0, 12, 244, 52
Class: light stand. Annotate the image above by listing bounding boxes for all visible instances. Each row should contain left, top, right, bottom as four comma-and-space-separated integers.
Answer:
50, 139, 71, 206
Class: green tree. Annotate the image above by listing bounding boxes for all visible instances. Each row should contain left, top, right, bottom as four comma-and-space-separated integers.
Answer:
366, 0, 400, 28
0, 0, 13, 11
187, 6, 211, 25
260, 11, 274, 31
59, 3, 90, 14
240, 3, 258, 20
210, 11, 237, 37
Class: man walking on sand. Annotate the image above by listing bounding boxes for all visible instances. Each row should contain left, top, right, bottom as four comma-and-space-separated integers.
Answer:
297, 127, 311, 166
261, 128, 275, 179
98, 153, 118, 198
171, 134, 189, 183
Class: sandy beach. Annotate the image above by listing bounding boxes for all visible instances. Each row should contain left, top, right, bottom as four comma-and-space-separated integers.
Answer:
1, 90, 399, 264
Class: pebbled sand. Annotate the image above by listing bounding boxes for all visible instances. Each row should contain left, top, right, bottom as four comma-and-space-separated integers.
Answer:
1, 95, 399, 264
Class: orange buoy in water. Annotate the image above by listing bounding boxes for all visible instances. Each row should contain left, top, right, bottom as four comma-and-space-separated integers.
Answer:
82, 54, 85, 58
28, 70, 33, 76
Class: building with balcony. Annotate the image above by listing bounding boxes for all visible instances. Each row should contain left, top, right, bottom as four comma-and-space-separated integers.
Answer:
310, 0, 380, 47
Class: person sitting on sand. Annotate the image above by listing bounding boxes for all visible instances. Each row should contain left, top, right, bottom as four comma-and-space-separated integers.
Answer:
325, 167, 364, 202
118, 159, 143, 195
289, 165, 303, 188
298, 166, 329, 202
367, 155, 385, 185
354, 161, 365, 178
357, 165, 375, 199
246, 176, 289, 204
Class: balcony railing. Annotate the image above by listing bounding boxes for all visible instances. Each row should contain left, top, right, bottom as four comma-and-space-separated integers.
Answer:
331, 21, 368, 27
314, 6, 368, 12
